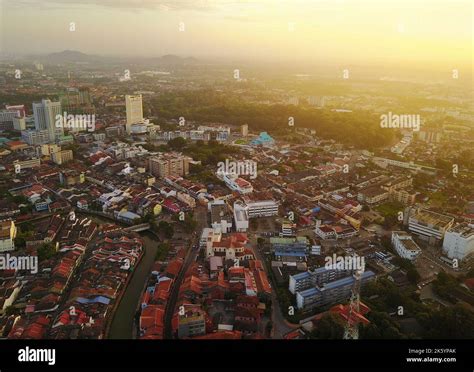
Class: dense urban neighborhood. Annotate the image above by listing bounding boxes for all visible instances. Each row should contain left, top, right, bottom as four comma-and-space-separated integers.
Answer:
0, 54, 472, 342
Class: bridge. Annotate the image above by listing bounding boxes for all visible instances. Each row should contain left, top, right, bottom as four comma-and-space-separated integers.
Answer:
124, 223, 151, 232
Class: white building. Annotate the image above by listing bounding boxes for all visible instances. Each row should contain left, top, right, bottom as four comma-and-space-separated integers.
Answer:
219, 172, 253, 194
391, 231, 422, 261
0, 220, 17, 252
442, 224, 474, 261
33, 99, 63, 143
125, 95, 144, 134
245, 200, 279, 218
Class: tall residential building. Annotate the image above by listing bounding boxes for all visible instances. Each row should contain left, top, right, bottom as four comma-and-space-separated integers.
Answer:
0, 220, 17, 252
33, 99, 63, 143
125, 95, 144, 134
442, 224, 474, 261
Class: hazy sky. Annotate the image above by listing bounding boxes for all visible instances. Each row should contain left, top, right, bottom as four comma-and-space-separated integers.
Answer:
0, 0, 472, 68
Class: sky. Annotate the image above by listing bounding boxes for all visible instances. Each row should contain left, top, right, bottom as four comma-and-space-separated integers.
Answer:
0, 0, 472, 69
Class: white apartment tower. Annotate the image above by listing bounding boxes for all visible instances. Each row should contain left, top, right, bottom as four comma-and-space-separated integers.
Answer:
125, 95, 144, 134
33, 99, 63, 143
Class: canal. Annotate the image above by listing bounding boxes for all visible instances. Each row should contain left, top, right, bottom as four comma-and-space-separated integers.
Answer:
108, 232, 159, 339
83, 214, 160, 339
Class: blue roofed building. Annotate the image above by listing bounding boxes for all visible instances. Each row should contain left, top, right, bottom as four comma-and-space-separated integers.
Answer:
250, 132, 275, 147
295, 270, 375, 310
289, 266, 353, 294
271, 236, 309, 261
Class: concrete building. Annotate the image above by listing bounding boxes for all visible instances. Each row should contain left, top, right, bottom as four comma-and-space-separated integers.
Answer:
391, 231, 422, 261
442, 223, 474, 261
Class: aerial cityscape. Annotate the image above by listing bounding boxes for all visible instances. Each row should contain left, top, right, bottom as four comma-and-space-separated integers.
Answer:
0, 0, 473, 358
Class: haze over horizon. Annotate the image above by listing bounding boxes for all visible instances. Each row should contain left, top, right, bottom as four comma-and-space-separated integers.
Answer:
0, 0, 472, 71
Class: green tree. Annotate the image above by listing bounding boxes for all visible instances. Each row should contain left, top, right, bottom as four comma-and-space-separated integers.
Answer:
309, 313, 345, 339
37, 243, 57, 262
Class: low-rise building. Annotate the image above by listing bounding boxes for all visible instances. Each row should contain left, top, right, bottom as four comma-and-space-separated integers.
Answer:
391, 231, 422, 261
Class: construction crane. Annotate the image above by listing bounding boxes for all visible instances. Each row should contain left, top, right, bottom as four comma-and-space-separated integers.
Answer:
343, 264, 364, 340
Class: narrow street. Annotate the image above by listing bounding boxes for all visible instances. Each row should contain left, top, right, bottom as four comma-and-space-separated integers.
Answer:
249, 235, 298, 338
163, 206, 208, 339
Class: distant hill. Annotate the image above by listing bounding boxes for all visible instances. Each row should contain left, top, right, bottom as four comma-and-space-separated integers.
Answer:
27, 51, 198, 65
39, 50, 102, 64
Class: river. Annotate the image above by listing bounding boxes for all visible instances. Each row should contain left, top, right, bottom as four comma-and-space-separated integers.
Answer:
82, 214, 160, 339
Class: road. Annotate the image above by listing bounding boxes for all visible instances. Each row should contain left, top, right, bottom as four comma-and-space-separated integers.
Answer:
163, 206, 208, 339
249, 235, 298, 338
